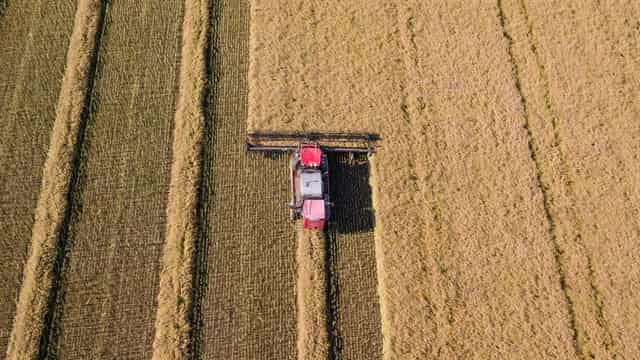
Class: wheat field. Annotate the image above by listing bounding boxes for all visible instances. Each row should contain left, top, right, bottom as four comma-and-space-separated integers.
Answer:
1, 0, 638, 359
249, 0, 640, 358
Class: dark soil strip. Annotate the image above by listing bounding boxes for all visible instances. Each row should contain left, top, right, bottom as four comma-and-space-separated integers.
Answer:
326, 153, 382, 360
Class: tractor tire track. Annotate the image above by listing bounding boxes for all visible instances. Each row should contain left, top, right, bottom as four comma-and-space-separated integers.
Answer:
525, 0, 640, 356
497, 1, 587, 357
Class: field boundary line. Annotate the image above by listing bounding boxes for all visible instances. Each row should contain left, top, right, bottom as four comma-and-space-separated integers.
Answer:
150, 0, 209, 358
5, 0, 105, 359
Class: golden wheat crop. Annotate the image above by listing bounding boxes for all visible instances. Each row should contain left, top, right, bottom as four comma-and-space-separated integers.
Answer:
246, 0, 640, 358
502, 1, 640, 357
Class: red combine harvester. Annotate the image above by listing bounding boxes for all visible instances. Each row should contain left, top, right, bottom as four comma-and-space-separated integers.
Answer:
245, 132, 376, 230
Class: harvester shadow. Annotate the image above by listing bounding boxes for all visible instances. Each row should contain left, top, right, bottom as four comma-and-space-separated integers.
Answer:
323, 153, 376, 359
328, 153, 375, 234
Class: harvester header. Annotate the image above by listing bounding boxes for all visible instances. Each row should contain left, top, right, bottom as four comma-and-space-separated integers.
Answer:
245, 132, 378, 155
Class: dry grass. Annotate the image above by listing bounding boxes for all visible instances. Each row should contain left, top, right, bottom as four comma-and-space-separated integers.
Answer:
502, 1, 640, 357
5, 1, 102, 358
0, 1, 77, 355
44, 1, 183, 358
296, 229, 329, 360
151, 0, 208, 358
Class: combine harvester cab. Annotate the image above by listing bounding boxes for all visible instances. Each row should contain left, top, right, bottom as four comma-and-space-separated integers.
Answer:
290, 144, 331, 230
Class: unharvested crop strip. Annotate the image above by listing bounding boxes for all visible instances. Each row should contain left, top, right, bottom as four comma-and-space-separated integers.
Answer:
6, 0, 105, 358
151, 0, 209, 358
385, 3, 454, 355
496, 2, 582, 357
521, 1, 619, 354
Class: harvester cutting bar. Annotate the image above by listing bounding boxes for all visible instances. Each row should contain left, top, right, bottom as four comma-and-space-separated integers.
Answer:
245, 132, 378, 154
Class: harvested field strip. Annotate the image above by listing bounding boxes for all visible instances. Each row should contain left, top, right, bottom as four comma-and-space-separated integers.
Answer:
326, 154, 382, 360
0, 1, 76, 355
5, 1, 102, 358
502, 0, 640, 357
151, 0, 208, 358
43, 1, 183, 358
193, 1, 296, 358
296, 229, 329, 360
249, 1, 580, 358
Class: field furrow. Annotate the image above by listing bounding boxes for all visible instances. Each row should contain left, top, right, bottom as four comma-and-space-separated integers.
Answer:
44, 1, 183, 358
0, 0, 77, 355
502, 0, 640, 357
193, 1, 297, 359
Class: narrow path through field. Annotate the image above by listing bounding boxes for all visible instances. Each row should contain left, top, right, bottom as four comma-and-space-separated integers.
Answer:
43, 1, 183, 358
192, 1, 297, 359
0, 1, 77, 354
